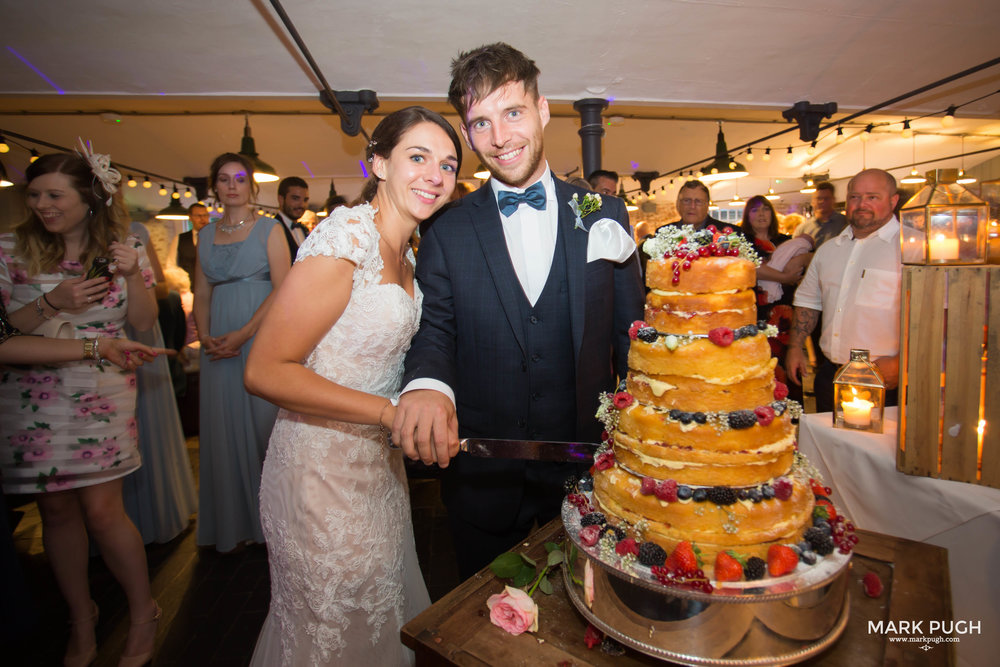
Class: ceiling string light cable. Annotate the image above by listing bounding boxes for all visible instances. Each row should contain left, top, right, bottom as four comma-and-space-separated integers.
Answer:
266, 0, 371, 143
0, 129, 188, 191
648, 56, 1000, 188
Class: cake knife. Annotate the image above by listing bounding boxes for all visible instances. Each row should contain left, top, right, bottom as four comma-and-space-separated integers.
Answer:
457, 438, 599, 462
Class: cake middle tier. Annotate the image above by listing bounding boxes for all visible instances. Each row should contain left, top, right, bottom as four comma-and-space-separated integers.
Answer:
614, 406, 796, 486
627, 365, 777, 413
645, 288, 757, 334
628, 330, 773, 383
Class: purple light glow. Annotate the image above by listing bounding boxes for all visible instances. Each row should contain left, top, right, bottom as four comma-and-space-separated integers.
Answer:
358, 160, 369, 178
300, 161, 316, 178
630, 161, 640, 170
7, 46, 65, 94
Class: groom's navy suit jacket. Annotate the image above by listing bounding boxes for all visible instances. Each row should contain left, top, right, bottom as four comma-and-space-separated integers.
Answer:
403, 175, 644, 532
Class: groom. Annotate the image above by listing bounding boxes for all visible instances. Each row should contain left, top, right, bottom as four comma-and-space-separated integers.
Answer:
394, 43, 644, 579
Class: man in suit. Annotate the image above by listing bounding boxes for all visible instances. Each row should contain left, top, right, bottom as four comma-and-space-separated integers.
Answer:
168, 201, 211, 284
393, 42, 644, 579
274, 176, 309, 260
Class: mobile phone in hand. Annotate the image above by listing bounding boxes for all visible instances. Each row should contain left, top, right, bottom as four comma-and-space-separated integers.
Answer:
86, 256, 113, 280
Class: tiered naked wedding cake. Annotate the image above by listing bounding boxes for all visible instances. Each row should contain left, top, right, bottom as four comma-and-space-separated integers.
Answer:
583, 224, 851, 583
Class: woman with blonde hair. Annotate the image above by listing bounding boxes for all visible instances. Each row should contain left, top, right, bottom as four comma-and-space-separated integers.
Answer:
0, 143, 161, 666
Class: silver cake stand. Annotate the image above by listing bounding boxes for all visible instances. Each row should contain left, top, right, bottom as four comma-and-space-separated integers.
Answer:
561, 496, 852, 665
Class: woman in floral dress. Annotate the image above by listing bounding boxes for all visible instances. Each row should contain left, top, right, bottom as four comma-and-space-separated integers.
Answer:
0, 146, 161, 667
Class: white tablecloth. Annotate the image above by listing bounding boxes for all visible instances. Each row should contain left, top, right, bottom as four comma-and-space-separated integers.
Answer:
798, 407, 1000, 667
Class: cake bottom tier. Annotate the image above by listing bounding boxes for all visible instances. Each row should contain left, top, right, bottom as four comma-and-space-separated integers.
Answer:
592, 464, 815, 570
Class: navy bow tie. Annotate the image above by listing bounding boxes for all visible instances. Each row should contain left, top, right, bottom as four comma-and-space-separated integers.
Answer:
497, 182, 546, 216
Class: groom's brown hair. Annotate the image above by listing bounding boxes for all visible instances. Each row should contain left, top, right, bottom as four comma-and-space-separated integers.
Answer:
448, 43, 541, 123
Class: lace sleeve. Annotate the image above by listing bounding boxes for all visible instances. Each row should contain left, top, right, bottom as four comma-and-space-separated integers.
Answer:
295, 205, 382, 287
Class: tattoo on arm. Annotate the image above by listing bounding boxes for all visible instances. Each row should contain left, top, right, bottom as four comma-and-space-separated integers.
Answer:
789, 308, 819, 349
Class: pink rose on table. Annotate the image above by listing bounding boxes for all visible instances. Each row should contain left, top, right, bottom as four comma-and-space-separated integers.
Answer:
486, 586, 538, 635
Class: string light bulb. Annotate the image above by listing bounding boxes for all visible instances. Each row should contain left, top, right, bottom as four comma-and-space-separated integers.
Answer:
29, 148, 40, 163
807, 140, 817, 156
942, 106, 957, 127
184, 187, 193, 199
861, 124, 873, 142
957, 135, 976, 184
785, 146, 794, 161
901, 119, 913, 139
142, 176, 152, 189
900, 134, 925, 184
127, 174, 137, 188
0, 135, 9, 153
745, 148, 754, 161
836, 127, 845, 144
158, 184, 167, 196
763, 148, 771, 161
956, 169, 976, 185
171, 186, 181, 199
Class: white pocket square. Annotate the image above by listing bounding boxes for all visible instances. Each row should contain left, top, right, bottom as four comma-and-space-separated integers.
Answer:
586, 218, 637, 263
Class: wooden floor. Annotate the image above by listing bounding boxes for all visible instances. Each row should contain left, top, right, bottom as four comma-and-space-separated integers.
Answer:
4, 439, 460, 667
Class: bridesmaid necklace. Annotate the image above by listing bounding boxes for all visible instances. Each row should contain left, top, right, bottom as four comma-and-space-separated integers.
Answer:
219, 218, 250, 234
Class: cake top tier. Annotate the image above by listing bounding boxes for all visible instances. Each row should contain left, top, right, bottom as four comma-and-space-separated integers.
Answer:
642, 224, 761, 267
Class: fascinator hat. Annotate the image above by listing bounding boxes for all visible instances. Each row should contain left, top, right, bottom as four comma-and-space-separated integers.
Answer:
76, 137, 122, 206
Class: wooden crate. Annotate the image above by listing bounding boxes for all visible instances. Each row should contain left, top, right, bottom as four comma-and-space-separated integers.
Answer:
899, 265, 1000, 488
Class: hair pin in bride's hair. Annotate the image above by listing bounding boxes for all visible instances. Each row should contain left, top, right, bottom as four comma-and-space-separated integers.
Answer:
76, 137, 122, 206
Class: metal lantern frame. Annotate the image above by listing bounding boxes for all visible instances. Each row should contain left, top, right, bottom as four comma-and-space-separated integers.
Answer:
832, 349, 886, 433
900, 173, 989, 265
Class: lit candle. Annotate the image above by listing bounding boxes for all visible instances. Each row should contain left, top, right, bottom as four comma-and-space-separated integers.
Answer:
928, 233, 960, 261
842, 396, 874, 427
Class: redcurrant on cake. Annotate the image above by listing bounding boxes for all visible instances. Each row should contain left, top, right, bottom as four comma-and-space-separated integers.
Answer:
586, 224, 853, 582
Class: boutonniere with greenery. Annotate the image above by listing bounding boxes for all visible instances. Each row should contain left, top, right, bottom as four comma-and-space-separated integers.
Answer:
569, 192, 602, 230
486, 541, 581, 635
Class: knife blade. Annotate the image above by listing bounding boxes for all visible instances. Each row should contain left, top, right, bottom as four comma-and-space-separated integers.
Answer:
458, 438, 599, 462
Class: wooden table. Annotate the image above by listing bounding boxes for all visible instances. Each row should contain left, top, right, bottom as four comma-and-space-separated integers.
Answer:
402, 519, 953, 666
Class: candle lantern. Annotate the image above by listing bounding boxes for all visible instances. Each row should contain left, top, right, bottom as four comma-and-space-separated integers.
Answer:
979, 179, 1000, 264
832, 349, 885, 433
901, 170, 989, 265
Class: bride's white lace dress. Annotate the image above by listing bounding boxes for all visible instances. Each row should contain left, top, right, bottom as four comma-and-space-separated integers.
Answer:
250, 204, 429, 666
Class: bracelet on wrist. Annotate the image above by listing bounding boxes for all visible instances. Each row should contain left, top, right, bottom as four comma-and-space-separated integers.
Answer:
378, 399, 393, 430
42, 293, 59, 312
34, 297, 54, 320
82, 338, 98, 361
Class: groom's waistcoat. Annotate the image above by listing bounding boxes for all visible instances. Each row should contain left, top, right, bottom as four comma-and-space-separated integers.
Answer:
511, 225, 576, 441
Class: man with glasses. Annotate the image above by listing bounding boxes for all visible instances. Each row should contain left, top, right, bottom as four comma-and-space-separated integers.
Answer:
671, 180, 741, 233
637, 180, 744, 274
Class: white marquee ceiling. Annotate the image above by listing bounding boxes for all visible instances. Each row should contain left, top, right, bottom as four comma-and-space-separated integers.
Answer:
2, 0, 999, 213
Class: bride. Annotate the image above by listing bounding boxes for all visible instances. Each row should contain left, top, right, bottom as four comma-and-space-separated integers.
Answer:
244, 106, 462, 666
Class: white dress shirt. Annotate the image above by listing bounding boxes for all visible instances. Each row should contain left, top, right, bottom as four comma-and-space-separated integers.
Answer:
402, 166, 560, 403
793, 217, 902, 364
491, 167, 558, 306
277, 212, 306, 245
